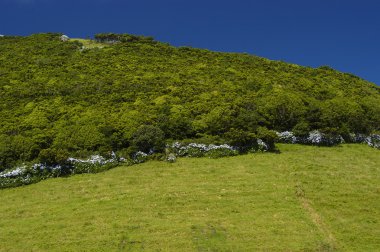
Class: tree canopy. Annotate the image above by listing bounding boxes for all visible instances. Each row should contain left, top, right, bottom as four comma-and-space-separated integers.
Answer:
0, 33, 379, 170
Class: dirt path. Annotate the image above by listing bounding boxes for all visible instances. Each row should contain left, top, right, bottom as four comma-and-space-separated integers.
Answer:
296, 184, 337, 250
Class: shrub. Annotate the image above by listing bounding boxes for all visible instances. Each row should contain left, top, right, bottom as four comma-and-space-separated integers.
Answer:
132, 151, 149, 164
131, 125, 165, 153
368, 134, 380, 149
38, 148, 70, 165
166, 153, 176, 163
168, 142, 238, 158
276, 131, 297, 144
276, 130, 349, 147
68, 154, 118, 174
256, 127, 278, 151
292, 121, 310, 137
0, 153, 120, 189
224, 128, 258, 153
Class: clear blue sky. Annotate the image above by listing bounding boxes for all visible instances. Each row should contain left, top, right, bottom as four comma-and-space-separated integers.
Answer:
1, 0, 380, 85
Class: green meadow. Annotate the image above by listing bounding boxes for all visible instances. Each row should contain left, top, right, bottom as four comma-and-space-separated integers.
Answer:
71, 38, 109, 49
1, 144, 379, 251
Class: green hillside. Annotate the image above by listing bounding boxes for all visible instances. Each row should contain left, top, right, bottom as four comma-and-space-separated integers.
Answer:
1, 144, 379, 251
1, 33, 380, 170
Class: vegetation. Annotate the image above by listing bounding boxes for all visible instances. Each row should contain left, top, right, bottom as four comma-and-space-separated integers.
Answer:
70, 38, 108, 49
0, 144, 379, 251
94, 33, 156, 44
0, 33, 379, 172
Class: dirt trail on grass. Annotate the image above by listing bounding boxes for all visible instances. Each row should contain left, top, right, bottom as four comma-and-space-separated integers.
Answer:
296, 184, 337, 250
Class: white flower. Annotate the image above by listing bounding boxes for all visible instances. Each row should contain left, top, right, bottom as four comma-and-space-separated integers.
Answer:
277, 131, 297, 144
166, 153, 176, 163
67, 154, 117, 165
257, 139, 268, 151
308, 130, 323, 144
368, 134, 380, 149
135, 151, 148, 157
0, 166, 26, 178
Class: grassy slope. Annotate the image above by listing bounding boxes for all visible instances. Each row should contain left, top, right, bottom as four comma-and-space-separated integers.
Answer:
71, 38, 109, 49
0, 144, 379, 251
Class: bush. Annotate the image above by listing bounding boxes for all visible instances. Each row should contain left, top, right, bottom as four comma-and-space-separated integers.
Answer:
131, 125, 165, 153
179, 134, 224, 145
0, 153, 120, 189
38, 148, 70, 165
256, 127, 278, 151
168, 142, 238, 158
276, 130, 344, 146
224, 128, 258, 153
292, 121, 310, 137
368, 134, 380, 149
166, 153, 176, 163
276, 131, 297, 144
132, 151, 149, 164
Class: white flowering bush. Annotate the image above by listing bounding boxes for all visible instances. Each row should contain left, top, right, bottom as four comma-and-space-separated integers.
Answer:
67, 153, 119, 174
0, 166, 27, 178
346, 133, 368, 143
168, 142, 238, 158
0, 164, 54, 188
350, 133, 379, 149
132, 151, 149, 164
0, 148, 169, 189
367, 134, 380, 149
31, 163, 64, 177
276, 130, 380, 149
0, 163, 68, 188
257, 139, 269, 151
276, 130, 344, 146
0, 174, 35, 189
303, 130, 344, 146
307, 130, 324, 144
276, 131, 297, 144
168, 138, 272, 158
0, 153, 120, 189
166, 153, 176, 163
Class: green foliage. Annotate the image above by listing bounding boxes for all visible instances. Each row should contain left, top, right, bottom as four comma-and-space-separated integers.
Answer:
38, 148, 69, 165
131, 125, 165, 153
224, 128, 257, 153
71, 160, 117, 174
0, 33, 379, 169
179, 134, 224, 145
256, 127, 278, 151
257, 90, 306, 131
94, 33, 156, 44
292, 121, 310, 137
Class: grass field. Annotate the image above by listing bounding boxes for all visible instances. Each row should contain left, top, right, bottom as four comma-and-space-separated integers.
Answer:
71, 38, 108, 49
0, 144, 379, 251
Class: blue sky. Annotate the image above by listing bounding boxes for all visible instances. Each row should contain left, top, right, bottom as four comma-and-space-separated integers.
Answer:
1, 0, 380, 85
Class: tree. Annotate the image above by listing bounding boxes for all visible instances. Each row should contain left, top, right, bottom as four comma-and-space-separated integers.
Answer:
131, 125, 165, 153
257, 90, 306, 131
224, 128, 257, 153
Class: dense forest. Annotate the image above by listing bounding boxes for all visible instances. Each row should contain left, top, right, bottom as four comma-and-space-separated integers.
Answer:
1, 33, 379, 171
